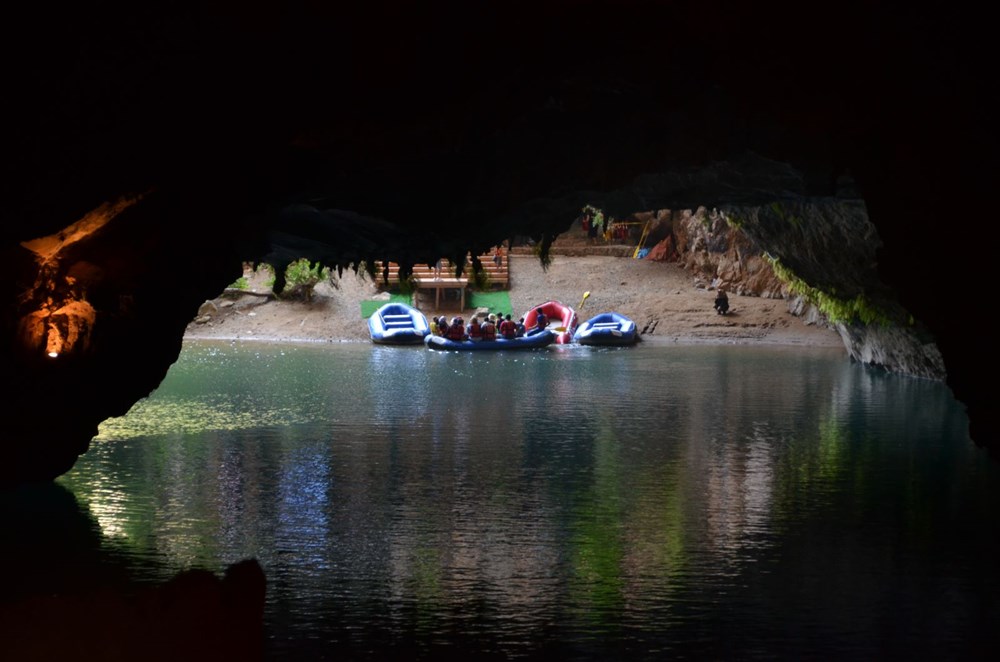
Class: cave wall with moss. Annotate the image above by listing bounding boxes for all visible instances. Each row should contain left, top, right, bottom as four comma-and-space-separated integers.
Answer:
663, 198, 945, 380
2, 1, 994, 483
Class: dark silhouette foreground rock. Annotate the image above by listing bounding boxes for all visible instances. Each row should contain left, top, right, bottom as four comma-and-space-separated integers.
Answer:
0, 559, 266, 661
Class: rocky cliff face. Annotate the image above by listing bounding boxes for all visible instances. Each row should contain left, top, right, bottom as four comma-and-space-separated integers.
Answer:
655, 197, 945, 380
672, 208, 789, 298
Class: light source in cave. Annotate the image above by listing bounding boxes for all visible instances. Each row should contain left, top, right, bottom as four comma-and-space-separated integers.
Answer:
19, 196, 142, 358
45, 320, 63, 358
35, 299, 98, 358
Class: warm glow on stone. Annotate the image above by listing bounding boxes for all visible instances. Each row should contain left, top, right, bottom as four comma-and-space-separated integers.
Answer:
45, 320, 64, 356
46, 300, 96, 355
17, 197, 141, 357
20, 195, 142, 259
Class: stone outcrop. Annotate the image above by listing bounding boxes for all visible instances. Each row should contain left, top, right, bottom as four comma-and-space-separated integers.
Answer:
673, 207, 789, 299
836, 323, 946, 380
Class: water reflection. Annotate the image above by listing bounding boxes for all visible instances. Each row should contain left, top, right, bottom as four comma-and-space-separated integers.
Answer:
52, 341, 1000, 659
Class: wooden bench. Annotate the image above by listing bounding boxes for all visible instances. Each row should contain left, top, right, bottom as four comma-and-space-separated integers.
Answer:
373, 250, 510, 290
371, 262, 451, 288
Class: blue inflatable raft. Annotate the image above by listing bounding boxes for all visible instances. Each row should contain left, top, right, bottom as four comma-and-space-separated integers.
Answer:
368, 302, 430, 344
425, 329, 556, 351
572, 312, 639, 346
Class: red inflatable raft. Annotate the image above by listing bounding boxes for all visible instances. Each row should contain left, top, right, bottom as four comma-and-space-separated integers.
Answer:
523, 300, 578, 344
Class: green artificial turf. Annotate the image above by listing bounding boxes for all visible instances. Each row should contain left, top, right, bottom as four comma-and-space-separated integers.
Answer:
467, 291, 513, 316
360, 293, 413, 318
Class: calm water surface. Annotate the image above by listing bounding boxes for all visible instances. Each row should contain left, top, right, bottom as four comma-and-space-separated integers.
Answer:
16, 341, 1000, 658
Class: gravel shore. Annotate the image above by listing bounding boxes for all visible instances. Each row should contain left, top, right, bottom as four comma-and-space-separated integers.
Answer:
184, 254, 843, 349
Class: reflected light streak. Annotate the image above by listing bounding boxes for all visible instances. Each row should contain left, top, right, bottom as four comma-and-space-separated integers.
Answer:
82, 479, 132, 540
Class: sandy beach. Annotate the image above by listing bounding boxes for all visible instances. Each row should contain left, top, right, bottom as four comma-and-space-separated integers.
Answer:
184, 254, 843, 349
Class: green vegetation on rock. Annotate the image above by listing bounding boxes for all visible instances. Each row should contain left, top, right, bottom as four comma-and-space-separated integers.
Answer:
765, 254, 890, 325
769, 202, 802, 229
723, 211, 744, 230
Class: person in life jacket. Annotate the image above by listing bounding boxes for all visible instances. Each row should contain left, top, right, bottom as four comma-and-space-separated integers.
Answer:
515, 317, 526, 337
431, 316, 446, 336
528, 308, 548, 335
467, 314, 483, 341
481, 315, 497, 341
446, 316, 467, 341
499, 314, 516, 340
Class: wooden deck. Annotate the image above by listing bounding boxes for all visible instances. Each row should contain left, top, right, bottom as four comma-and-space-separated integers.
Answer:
410, 277, 467, 311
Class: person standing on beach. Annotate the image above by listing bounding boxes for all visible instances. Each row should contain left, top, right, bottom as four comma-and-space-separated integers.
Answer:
714, 288, 729, 315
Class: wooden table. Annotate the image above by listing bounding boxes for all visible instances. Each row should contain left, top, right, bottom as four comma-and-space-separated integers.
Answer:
412, 277, 467, 311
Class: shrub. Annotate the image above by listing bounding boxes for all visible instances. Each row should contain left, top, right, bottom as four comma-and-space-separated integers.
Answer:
281, 258, 329, 301
397, 275, 418, 296
472, 267, 492, 290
